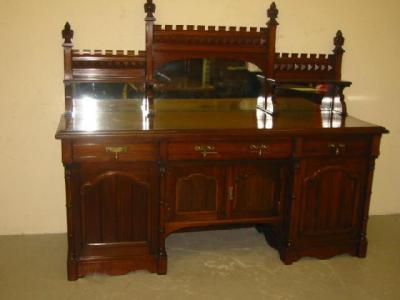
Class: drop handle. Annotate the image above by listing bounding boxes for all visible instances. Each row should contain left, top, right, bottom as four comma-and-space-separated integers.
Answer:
194, 145, 218, 158
249, 144, 269, 156
105, 146, 128, 160
328, 143, 346, 155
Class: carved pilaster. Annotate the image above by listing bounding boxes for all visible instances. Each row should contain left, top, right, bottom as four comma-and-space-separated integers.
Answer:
369, 158, 376, 172
333, 30, 345, 80
266, 2, 279, 78
358, 156, 377, 257
158, 160, 166, 177
144, 1, 156, 114
62, 22, 74, 112
64, 166, 78, 280
64, 169, 73, 209
293, 160, 300, 174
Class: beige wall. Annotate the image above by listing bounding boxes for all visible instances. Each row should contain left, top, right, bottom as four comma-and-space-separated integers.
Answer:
0, 0, 398, 235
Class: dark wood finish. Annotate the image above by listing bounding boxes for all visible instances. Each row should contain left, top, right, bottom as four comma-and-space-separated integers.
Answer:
56, 1, 388, 280
73, 142, 158, 162
230, 162, 287, 219
279, 157, 369, 264
165, 163, 225, 222
64, 161, 159, 280
167, 139, 292, 161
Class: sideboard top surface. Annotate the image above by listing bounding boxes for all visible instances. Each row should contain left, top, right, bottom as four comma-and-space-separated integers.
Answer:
55, 99, 387, 139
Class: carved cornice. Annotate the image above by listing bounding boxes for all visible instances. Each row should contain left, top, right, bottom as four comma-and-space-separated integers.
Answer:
73, 60, 145, 69
72, 50, 146, 69
153, 26, 268, 46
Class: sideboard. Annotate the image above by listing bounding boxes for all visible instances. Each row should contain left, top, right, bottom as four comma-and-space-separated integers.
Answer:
56, 1, 388, 280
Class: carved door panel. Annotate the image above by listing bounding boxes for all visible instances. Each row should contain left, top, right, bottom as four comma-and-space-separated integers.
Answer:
229, 162, 286, 219
78, 163, 158, 258
298, 158, 367, 241
165, 163, 225, 222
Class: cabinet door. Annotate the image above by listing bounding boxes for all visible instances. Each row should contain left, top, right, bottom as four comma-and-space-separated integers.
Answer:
78, 163, 158, 258
230, 162, 287, 219
165, 163, 225, 222
298, 158, 367, 241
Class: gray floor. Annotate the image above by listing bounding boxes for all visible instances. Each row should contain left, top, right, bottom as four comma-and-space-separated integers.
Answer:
0, 215, 399, 300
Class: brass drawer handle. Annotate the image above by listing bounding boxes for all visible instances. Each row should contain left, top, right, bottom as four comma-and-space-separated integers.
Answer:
105, 146, 128, 160
328, 143, 346, 155
249, 144, 269, 156
194, 145, 218, 158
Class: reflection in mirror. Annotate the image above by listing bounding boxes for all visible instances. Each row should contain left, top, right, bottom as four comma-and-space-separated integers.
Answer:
270, 83, 343, 113
154, 59, 264, 99
257, 109, 273, 129
321, 111, 342, 128
72, 83, 145, 114
73, 82, 144, 100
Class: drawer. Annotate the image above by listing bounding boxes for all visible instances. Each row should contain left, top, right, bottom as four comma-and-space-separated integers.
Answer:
302, 137, 370, 157
167, 139, 292, 161
73, 143, 158, 162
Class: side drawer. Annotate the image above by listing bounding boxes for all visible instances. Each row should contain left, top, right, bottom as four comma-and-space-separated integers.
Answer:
167, 139, 292, 161
73, 143, 158, 162
302, 137, 370, 157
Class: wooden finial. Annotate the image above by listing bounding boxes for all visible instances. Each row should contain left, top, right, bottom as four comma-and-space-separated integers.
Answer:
267, 2, 279, 26
144, 0, 156, 21
333, 30, 345, 54
62, 22, 74, 44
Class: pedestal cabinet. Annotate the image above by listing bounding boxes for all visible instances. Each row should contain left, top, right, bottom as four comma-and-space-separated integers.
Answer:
63, 141, 160, 280
276, 135, 381, 264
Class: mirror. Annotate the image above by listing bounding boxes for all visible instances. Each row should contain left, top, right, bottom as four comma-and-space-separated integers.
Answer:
73, 82, 144, 100
154, 59, 264, 99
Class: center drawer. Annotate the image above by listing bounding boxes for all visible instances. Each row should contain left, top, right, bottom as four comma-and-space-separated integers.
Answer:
73, 142, 158, 162
167, 139, 292, 161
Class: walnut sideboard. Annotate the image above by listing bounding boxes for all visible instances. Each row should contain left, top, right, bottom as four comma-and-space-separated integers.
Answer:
56, 1, 388, 280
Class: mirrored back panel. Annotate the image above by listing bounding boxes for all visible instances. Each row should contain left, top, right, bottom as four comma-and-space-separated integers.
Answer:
73, 82, 145, 101
154, 58, 265, 99
71, 82, 145, 114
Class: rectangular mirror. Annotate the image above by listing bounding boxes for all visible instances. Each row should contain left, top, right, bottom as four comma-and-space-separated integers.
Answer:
154, 58, 265, 100
73, 82, 145, 100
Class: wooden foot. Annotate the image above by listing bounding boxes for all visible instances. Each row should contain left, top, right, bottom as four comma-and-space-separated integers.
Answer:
358, 238, 368, 258
67, 258, 79, 281
157, 253, 168, 275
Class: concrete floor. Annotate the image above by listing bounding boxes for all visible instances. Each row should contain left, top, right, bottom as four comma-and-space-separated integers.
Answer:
0, 215, 399, 300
